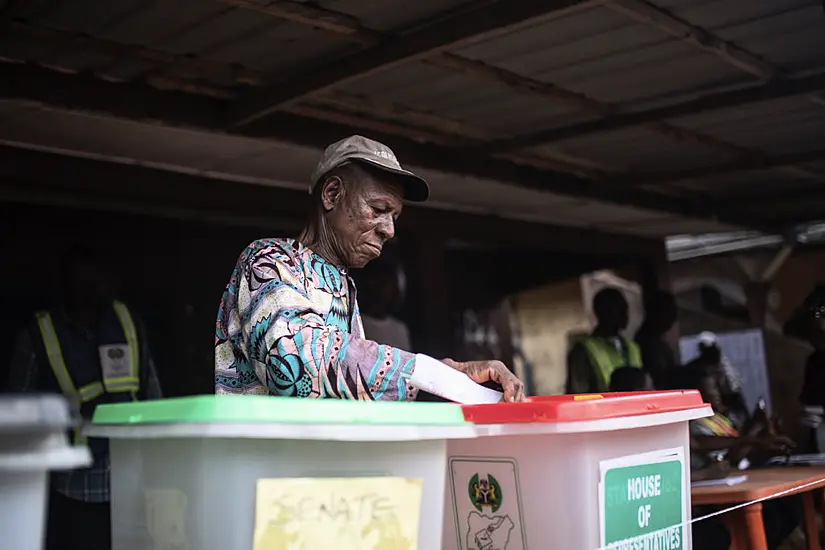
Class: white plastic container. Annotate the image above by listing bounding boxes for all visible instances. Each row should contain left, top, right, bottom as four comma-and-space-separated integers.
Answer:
85, 395, 478, 550
444, 391, 711, 550
0, 395, 92, 550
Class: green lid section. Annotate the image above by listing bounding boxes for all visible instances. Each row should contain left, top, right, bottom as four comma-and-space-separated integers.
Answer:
91, 395, 469, 426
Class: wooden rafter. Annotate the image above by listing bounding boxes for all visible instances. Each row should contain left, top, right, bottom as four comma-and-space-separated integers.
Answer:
310, 91, 617, 177
223, 0, 824, 186
616, 148, 825, 187
484, 73, 825, 150
603, 0, 825, 183
226, 0, 595, 127
1, 61, 783, 231
8, 19, 611, 179
604, 0, 825, 102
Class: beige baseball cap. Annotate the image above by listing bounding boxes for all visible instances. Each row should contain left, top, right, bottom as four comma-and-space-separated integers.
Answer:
310, 135, 429, 202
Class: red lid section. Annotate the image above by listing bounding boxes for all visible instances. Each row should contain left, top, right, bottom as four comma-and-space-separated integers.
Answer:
461, 390, 706, 424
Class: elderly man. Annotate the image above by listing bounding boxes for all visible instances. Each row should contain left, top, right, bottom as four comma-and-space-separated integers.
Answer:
215, 135, 524, 402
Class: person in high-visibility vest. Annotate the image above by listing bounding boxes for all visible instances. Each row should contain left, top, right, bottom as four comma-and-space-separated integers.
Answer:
6, 245, 162, 550
566, 287, 642, 394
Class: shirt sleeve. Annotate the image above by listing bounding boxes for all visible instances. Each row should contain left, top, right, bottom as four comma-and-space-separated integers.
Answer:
239, 245, 418, 401
690, 419, 715, 437
566, 342, 596, 394
6, 329, 39, 393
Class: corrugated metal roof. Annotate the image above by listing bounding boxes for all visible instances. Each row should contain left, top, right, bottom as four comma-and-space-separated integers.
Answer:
658, 0, 825, 72
320, 0, 475, 32
0, 0, 823, 237
550, 126, 732, 172
340, 62, 595, 136
673, 96, 825, 156
671, 168, 813, 197
456, 5, 749, 106
12, 0, 353, 74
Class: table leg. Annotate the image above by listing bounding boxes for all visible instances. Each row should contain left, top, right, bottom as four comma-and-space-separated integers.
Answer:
743, 503, 769, 550
804, 491, 821, 550
722, 512, 745, 550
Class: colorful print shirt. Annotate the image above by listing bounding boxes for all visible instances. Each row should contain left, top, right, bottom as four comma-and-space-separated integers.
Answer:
215, 238, 419, 401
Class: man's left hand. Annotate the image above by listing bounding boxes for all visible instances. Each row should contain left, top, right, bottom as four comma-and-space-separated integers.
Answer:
441, 359, 526, 403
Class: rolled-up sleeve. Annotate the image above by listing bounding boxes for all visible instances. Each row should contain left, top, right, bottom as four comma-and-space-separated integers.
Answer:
238, 245, 418, 401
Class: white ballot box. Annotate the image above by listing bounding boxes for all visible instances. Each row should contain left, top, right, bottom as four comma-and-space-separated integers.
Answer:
444, 391, 711, 550
0, 395, 92, 550
86, 395, 477, 550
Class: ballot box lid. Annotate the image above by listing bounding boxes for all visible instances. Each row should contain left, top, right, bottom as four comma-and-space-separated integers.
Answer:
460, 390, 707, 424
91, 394, 470, 427
0, 394, 76, 433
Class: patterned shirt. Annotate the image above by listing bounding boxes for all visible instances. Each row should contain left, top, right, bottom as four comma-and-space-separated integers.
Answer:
6, 307, 162, 503
215, 238, 419, 401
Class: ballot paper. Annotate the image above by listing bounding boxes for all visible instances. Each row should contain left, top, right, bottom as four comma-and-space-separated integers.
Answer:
404, 354, 504, 404
691, 475, 748, 488
253, 477, 422, 550
766, 454, 825, 466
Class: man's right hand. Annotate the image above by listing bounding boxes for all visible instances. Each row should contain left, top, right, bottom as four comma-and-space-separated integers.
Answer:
441, 358, 526, 403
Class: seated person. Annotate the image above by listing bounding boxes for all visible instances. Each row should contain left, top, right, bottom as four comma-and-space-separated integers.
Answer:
683, 364, 801, 550
609, 366, 654, 392
684, 332, 749, 429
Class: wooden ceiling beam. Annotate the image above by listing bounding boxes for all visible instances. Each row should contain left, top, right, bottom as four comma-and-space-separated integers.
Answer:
0, 145, 664, 257
226, 0, 595, 128
0, 60, 782, 231
617, 148, 825, 187
483, 72, 825, 152
224, 1, 822, 185
5, 20, 613, 179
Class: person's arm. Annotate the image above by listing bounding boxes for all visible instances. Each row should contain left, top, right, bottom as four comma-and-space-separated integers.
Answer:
566, 343, 595, 394
235, 245, 420, 401
6, 329, 39, 392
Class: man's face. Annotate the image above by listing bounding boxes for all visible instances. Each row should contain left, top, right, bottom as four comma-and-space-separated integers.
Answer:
603, 298, 629, 332
699, 343, 722, 364
66, 258, 112, 309
324, 168, 404, 269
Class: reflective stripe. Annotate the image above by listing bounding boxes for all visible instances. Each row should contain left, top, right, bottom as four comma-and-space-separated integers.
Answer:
581, 337, 642, 391
36, 313, 78, 399
78, 382, 105, 402
112, 301, 140, 398
35, 304, 141, 444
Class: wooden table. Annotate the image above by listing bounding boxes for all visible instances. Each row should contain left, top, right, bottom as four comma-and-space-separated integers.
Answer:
692, 467, 825, 550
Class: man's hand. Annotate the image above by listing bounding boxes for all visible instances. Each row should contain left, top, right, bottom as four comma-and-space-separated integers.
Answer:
441, 359, 526, 402
761, 435, 796, 451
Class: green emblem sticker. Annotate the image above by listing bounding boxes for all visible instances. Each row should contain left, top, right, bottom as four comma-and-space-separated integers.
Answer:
450, 457, 526, 550
468, 473, 503, 513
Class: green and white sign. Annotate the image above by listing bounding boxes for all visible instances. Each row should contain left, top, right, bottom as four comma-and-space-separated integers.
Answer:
599, 448, 687, 550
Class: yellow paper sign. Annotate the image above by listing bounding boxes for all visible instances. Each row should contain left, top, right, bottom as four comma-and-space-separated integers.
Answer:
254, 477, 423, 550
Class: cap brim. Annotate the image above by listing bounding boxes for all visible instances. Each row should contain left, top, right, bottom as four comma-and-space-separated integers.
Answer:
356, 158, 429, 202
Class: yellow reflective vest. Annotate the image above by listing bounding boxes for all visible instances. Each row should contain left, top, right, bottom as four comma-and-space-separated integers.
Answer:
35, 300, 139, 444
581, 336, 642, 392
